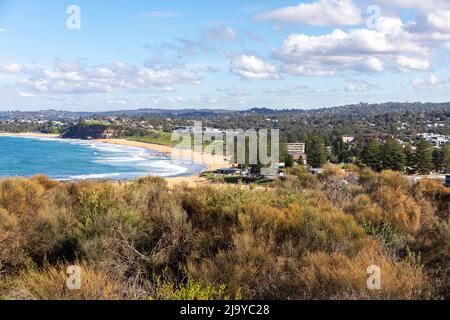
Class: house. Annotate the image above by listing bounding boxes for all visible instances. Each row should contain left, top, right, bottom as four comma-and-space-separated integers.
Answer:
216, 168, 242, 175
287, 143, 306, 160
342, 136, 355, 144
417, 133, 450, 146
360, 133, 393, 143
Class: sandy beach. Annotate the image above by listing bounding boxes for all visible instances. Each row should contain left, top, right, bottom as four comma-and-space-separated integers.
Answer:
1, 132, 228, 186
95, 138, 229, 186
0, 132, 60, 138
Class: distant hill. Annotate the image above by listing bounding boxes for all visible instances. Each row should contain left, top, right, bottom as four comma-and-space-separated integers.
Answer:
1, 102, 450, 120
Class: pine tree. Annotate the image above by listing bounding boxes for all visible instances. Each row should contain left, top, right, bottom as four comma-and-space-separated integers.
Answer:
441, 145, 450, 174
381, 138, 406, 172
307, 136, 327, 168
362, 139, 382, 171
432, 148, 443, 173
416, 139, 433, 175
404, 144, 416, 173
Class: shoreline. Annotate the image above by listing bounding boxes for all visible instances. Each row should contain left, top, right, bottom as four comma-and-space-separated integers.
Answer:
0, 132, 60, 138
0, 132, 229, 186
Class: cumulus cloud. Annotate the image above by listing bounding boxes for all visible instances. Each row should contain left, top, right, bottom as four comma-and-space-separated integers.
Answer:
377, 0, 450, 11
256, 0, 362, 27
412, 74, 442, 89
405, 10, 450, 42
231, 55, 280, 80
395, 56, 430, 71
273, 14, 450, 76
17, 60, 202, 94
426, 10, 450, 32
205, 26, 237, 42
345, 80, 380, 92
0, 63, 22, 73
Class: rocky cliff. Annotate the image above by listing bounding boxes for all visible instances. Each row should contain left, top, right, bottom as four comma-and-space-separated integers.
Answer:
61, 123, 121, 140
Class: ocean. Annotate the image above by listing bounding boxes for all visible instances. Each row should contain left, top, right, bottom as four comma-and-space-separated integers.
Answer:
0, 136, 205, 180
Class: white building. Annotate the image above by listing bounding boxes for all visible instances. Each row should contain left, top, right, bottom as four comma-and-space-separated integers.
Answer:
417, 133, 450, 146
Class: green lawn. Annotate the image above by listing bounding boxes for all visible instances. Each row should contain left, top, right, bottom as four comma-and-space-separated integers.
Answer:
125, 131, 223, 151
125, 131, 178, 147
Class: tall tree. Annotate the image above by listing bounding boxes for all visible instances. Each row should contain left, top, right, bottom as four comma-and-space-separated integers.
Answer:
442, 145, 450, 174
362, 139, 382, 171
416, 139, 433, 175
307, 136, 327, 168
404, 144, 416, 172
432, 148, 443, 173
381, 138, 406, 172
332, 138, 351, 163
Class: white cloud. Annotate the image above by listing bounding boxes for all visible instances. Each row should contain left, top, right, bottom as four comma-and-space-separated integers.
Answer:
346, 84, 364, 92
205, 26, 237, 42
274, 16, 445, 75
406, 10, 450, 42
426, 10, 450, 32
412, 74, 442, 89
395, 56, 430, 71
231, 55, 280, 80
256, 0, 362, 27
18, 60, 202, 94
18, 91, 36, 98
364, 57, 384, 72
217, 86, 249, 97
0, 28, 6, 32
0, 63, 22, 73
377, 0, 450, 11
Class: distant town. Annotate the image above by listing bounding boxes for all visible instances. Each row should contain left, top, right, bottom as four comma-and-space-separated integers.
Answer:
1, 102, 449, 186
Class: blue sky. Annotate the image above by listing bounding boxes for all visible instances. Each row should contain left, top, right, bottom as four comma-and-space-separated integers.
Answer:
0, 0, 449, 111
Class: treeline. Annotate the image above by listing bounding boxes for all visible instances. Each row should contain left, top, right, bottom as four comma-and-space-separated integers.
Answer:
0, 169, 449, 300
305, 136, 450, 174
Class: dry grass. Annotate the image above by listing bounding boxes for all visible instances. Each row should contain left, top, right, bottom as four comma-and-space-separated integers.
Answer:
0, 171, 447, 300
14, 263, 125, 300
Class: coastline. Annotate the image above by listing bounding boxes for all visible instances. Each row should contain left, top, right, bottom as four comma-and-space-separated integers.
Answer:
95, 138, 229, 187
0, 132, 60, 138
0, 132, 228, 186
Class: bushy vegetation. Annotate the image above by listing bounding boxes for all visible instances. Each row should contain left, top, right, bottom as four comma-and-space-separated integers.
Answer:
0, 170, 449, 300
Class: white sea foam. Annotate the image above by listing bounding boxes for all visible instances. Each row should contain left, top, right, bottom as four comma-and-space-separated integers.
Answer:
68, 173, 122, 180
4, 136, 204, 180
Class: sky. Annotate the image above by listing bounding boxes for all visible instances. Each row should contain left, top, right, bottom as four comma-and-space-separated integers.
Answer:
0, 0, 449, 111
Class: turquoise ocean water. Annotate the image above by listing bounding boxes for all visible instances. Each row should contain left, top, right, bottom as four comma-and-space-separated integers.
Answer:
0, 136, 205, 180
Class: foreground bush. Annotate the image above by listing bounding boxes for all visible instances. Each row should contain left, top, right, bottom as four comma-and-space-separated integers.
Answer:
15, 263, 125, 300
0, 172, 447, 300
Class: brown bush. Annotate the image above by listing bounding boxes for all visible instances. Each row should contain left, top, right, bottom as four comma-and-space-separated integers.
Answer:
374, 187, 421, 233
294, 240, 425, 300
0, 208, 25, 273
0, 170, 445, 300
344, 194, 382, 225
15, 263, 125, 300
418, 179, 450, 221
